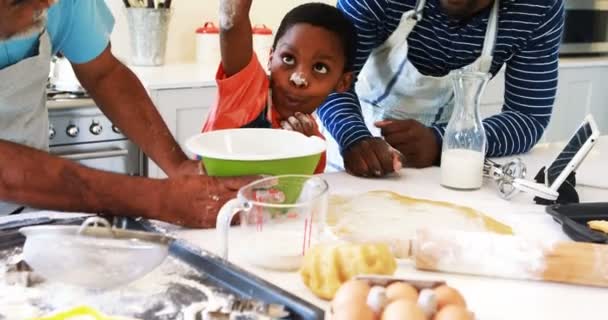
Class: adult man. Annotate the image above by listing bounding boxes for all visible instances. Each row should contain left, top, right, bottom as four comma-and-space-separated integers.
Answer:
318, 0, 564, 177
0, 0, 255, 226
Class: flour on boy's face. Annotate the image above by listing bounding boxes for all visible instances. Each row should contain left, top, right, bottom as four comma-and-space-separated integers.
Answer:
268, 23, 348, 119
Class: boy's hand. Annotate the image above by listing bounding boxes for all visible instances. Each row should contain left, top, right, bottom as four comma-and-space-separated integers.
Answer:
280, 112, 316, 137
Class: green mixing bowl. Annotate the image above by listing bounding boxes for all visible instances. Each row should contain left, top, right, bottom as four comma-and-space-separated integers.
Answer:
185, 129, 326, 177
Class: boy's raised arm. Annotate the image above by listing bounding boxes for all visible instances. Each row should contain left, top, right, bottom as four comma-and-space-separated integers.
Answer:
219, 0, 254, 77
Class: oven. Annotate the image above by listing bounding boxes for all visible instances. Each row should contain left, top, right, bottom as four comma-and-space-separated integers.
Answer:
47, 96, 145, 176
561, 0, 608, 55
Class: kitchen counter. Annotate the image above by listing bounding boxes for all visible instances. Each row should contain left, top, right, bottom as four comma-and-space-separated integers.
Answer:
3, 138, 606, 319
128, 56, 608, 91
174, 136, 608, 320
129, 63, 217, 90
559, 55, 608, 69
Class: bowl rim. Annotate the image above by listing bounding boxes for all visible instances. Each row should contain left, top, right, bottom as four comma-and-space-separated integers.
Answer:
185, 129, 326, 161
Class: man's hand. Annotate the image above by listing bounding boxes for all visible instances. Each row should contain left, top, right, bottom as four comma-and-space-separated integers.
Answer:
343, 137, 403, 177
159, 175, 259, 228
171, 159, 205, 177
280, 112, 316, 137
375, 119, 440, 168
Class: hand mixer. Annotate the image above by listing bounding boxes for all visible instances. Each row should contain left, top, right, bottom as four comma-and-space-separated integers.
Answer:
483, 158, 559, 200
484, 158, 558, 201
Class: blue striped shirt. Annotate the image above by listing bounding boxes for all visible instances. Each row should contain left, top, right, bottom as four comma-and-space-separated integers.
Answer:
318, 0, 565, 157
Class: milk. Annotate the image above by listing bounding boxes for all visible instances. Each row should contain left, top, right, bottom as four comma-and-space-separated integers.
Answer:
440, 149, 485, 190
240, 227, 312, 271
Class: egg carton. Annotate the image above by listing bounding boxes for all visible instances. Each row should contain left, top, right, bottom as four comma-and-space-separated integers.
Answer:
354, 275, 446, 290
343, 275, 479, 320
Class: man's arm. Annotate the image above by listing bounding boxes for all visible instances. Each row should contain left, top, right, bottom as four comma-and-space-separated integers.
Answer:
317, 0, 386, 150
0, 140, 163, 218
430, 0, 565, 157
318, 0, 405, 176
71, 46, 191, 177
219, 0, 254, 77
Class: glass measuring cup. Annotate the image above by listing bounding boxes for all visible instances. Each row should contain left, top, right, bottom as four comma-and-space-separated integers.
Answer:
216, 175, 329, 271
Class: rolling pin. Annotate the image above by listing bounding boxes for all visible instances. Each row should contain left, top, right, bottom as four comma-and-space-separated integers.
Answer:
410, 228, 608, 288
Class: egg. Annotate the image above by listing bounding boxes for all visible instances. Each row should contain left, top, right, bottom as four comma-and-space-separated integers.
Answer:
332, 280, 371, 310
367, 285, 389, 314
385, 282, 418, 302
332, 302, 375, 320
381, 299, 426, 320
417, 288, 438, 317
433, 285, 467, 309
433, 305, 474, 320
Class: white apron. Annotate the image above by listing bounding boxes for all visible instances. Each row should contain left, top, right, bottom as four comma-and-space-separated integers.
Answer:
325, 0, 499, 170
0, 30, 52, 215
358, 0, 499, 131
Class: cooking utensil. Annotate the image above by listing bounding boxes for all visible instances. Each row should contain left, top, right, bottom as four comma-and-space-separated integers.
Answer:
484, 158, 527, 199
19, 216, 173, 289
186, 129, 326, 177
413, 228, 608, 288
127, 0, 144, 8
217, 175, 329, 271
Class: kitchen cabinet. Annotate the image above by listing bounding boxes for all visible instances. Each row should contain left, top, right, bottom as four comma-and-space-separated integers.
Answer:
481, 60, 608, 143
146, 86, 213, 178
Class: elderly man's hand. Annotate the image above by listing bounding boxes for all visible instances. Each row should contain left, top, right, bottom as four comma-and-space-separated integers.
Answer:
171, 159, 205, 176
158, 175, 259, 228
343, 137, 403, 177
375, 119, 440, 168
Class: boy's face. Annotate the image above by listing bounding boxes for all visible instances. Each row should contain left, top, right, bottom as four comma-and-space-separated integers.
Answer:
0, 0, 55, 40
268, 23, 353, 119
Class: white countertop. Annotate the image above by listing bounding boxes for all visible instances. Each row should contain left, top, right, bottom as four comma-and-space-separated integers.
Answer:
5, 138, 606, 319
559, 56, 608, 68
128, 56, 608, 90
129, 63, 217, 90
173, 136, 608, 320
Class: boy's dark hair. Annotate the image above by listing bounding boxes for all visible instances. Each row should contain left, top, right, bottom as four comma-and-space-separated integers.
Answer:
272, 2, 357, 72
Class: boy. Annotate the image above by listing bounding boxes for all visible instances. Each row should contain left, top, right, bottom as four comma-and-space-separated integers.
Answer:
202, 0, 356, 174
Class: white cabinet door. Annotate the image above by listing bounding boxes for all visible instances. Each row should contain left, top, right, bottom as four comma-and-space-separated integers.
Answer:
147, 86, 215, 178
543, 66, 608, 142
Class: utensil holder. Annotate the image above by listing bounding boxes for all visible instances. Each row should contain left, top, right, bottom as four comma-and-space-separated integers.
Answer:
126, 8, 171, 66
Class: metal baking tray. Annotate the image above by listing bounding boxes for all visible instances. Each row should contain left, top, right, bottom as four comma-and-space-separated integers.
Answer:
0, 215, 324, 319
546, 202, 608, 243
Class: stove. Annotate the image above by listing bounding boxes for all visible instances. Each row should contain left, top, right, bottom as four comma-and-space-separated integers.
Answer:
46, 88, 145, 176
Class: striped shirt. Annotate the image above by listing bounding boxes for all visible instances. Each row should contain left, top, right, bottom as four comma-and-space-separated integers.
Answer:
318, 0, 565, 157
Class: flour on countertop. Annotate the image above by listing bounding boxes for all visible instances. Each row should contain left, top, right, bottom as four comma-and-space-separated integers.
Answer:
0, 248, 217, 320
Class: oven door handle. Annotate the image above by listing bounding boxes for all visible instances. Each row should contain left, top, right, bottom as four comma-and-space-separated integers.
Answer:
60, 148, 130, 161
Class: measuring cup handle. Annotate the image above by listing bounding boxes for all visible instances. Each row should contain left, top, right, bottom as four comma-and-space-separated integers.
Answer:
216, 199, 241, 260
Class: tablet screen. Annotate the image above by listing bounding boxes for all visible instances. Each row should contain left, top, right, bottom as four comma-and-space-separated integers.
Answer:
546, 122, 594, 187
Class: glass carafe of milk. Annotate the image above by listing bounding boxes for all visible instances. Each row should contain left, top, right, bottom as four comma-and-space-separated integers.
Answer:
441, 69, 490, 190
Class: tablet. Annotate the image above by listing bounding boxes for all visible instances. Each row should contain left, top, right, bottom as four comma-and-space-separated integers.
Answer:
545, 114, 600, 193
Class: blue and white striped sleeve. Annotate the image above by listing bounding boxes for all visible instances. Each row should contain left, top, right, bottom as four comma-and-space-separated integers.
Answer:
317, 0, 388, 152
431, 0, 565, 157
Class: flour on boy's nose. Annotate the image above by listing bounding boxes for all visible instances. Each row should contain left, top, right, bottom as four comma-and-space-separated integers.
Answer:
290, 72, 308, 87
